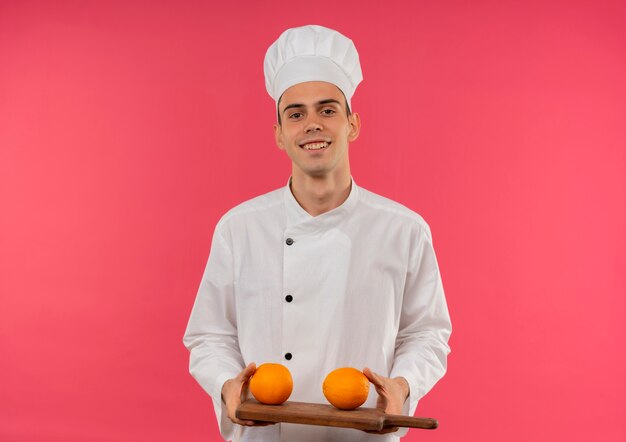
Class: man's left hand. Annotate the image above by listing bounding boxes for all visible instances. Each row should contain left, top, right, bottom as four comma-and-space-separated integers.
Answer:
362, 367, 410, 434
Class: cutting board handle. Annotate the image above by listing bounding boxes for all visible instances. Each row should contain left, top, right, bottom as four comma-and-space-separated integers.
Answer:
382, 414, 438, 430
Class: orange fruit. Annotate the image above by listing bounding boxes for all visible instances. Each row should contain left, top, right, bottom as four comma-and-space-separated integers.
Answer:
249, 363, 293, 405
322, 367, 370, 410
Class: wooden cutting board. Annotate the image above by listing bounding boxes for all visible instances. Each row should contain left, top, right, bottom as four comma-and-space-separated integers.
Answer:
236, 400, 438, 431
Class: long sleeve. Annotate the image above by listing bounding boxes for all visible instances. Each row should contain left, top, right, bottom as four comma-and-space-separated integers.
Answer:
389, 222, 452, 427
183, 222, 244, 441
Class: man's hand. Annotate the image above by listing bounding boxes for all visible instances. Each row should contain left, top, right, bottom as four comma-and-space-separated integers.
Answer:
221, 362, 275, 427
362, 367, 410, 434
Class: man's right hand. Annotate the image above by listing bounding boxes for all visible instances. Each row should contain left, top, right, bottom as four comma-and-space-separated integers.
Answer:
221, 362, 275, 427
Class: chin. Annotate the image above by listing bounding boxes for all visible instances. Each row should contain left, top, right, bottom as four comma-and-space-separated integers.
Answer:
298, 166, 330, 178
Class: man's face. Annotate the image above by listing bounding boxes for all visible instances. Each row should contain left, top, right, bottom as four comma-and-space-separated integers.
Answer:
274, 81, 360, 179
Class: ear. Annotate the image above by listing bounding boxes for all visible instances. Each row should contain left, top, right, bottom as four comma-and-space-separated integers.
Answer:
347, 112, 361, 143
273, 123, 285, 151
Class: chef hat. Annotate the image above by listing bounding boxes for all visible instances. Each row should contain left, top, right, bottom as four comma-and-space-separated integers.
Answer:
263, 25, 363, 108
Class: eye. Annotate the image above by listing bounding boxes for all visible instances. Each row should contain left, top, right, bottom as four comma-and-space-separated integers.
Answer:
288, 112, 303, 120
321, 108, 336, 116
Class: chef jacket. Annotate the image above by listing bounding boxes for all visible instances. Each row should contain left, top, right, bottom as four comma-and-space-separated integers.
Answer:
183, 177, 451, 442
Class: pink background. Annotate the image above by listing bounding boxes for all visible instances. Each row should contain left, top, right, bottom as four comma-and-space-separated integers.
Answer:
1, 0, 625, 441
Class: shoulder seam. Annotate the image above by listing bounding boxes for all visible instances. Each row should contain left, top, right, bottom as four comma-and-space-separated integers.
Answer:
217, 197, 284, 227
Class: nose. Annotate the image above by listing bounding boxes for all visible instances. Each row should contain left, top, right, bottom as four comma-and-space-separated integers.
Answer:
304, 115, 323, 133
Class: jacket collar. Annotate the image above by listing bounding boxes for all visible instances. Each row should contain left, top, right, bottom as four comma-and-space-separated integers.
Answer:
284, 176, 360, 231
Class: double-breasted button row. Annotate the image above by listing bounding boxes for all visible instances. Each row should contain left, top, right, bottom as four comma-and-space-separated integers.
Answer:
284, 236, 295, 361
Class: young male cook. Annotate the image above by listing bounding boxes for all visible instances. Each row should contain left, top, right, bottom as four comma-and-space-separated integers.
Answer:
184, 25, 452, 442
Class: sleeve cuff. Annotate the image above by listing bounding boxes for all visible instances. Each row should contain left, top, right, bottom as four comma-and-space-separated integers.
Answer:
212, 372, 238, 441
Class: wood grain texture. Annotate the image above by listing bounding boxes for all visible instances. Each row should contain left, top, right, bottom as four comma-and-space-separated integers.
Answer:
236, 400, 438, 431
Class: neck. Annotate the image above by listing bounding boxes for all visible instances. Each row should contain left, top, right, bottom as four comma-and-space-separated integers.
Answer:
290, 170, 352, 217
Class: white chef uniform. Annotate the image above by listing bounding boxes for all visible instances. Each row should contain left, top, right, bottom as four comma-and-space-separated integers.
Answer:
183, 177, 452, 441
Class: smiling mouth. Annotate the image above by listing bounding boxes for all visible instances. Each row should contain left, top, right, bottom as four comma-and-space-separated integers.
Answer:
300, 141, 330, 151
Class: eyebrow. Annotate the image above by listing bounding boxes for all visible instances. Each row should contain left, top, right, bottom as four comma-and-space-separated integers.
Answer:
282, 99, 342, 114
